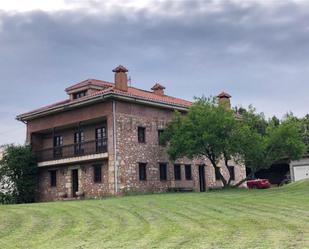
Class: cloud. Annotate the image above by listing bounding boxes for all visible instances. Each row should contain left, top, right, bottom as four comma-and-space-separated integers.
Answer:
0, 0, 309, 144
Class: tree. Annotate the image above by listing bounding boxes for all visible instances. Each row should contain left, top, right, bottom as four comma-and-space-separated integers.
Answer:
300, 114, 309, 151
0, 145, 38, 204
162, 97, 306, 188
162, 97, 243, 187
234, 109, 306, 186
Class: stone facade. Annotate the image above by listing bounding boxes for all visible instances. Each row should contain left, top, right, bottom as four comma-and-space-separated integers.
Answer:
38, 160, 109, 201
33, 99, 246, 201
19, 66, 247, 202
114, 101, 246, 194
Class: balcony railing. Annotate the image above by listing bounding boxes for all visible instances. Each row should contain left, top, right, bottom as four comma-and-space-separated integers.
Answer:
35, 139, 107, 162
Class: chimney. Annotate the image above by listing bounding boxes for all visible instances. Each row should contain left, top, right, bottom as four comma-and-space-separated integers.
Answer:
113, 65, 128, 91
217, 91, 231, 110
151, 83, 165, 96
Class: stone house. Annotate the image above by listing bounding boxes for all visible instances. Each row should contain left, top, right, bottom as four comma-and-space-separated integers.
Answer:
17, 65, 246, 201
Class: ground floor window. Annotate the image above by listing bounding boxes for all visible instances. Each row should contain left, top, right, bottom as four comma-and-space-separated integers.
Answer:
93, 164, 102, 183
139, 163, 147, 181
174, 164, 181, 180
159, 163, 167, 181
49, 170, 57, 187
185, 165, 192, 180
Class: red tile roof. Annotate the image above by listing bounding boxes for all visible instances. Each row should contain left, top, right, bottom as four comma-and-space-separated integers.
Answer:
65, 79, 113, 92
17, 79, 192, 120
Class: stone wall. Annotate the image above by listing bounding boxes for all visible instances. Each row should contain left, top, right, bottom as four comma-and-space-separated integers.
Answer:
114, 101, 247, 193
35, 99, 247, 201
37, 160, 109, 202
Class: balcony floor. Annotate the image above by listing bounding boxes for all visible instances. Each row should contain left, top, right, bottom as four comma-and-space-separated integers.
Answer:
37, 152, 108, 167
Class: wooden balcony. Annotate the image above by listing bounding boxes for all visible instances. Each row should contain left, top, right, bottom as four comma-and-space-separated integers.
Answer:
35, 139, 108, 167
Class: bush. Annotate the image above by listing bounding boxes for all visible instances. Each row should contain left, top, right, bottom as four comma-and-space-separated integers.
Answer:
0, 144, 38, 204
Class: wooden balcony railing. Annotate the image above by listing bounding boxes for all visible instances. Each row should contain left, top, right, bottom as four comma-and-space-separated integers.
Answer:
35, 139, 107, 162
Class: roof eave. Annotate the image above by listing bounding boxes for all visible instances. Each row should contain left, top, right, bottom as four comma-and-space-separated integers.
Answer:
16, 93, 190, 122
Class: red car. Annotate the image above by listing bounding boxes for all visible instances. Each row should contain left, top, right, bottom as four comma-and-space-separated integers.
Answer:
247, 179, 271, 189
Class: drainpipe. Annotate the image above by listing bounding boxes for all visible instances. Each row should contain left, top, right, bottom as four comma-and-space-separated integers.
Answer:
113, 100, 118, 194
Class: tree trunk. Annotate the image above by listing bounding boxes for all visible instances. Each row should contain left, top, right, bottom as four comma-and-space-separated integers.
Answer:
233, 171, 254, 187
225, 158, 233, 186
212, 163, 228, 187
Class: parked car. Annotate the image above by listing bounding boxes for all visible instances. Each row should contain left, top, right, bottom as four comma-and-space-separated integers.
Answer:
247, 179, 271, 189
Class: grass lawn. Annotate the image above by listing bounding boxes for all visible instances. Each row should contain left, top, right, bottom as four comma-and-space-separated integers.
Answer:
0, 181, 309, 249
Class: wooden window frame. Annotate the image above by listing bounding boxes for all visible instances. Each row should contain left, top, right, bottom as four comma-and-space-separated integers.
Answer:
185, 164, 192, 180
95, 127, 107, 153
138, 127, 146, 143
159, 163, 167, 181
174, 164, 181, 181
49, 170, 57, 187
74, 130, 85, 155
73, 91, 86, 99
139, 163, 147, 181
93, 164, 102, 183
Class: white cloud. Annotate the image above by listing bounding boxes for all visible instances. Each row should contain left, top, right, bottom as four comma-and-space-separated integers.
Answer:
0, 0, 71, 12
0, 0, 308, 16
0, 0, 152, 12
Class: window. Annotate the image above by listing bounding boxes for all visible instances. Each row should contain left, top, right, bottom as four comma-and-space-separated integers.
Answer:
54, 135, 63, 147
215, 168, 221, 181
93, 164, 102, 183
158, 129, 166, 146
228, 166, 235, 181
73, 91, 86, 99
95, 127, 107, 153
50, 170, 57, 187
185, 165, 192, 180
138, 127, 146, 143
139, 163, 147, 181
159, 163, 167, 181
174, 164, 181, 180
74, 131, 84, 155
53, 135, 63, 158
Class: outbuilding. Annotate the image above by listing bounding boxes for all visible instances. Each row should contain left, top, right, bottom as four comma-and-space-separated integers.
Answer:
290, 156, 309, 182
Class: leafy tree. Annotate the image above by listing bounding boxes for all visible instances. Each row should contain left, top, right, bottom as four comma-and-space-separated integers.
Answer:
163, 97, 306, 188
162, 97, 243, 187
235, 110, 306, 186
0, 145, 37, 204
300, 114, 309, 151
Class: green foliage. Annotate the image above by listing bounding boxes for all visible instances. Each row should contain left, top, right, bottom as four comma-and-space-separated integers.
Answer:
163, 96, 242, 186
239, 109, 306, 178
0, 144, 38, 204
300, 114, 309, 151
163, 97, 306, 187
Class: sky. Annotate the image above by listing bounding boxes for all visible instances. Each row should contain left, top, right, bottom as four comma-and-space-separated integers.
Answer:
0, 0, 309, 145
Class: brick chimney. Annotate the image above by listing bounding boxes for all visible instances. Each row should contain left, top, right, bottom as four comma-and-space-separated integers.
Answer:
151, 83, 165, 96
217, 91, 231, 110
113, 65, 128, 91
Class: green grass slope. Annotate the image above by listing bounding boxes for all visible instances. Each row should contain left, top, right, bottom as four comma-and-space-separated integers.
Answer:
0, 180, 309, 249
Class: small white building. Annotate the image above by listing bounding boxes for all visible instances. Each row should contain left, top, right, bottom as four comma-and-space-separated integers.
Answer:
290, 156, 309, 182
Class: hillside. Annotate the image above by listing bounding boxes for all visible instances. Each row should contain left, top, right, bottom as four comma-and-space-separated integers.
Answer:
0, 180, 309, 249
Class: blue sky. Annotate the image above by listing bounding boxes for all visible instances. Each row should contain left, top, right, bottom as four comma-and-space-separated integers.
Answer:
0, 0, 309, 145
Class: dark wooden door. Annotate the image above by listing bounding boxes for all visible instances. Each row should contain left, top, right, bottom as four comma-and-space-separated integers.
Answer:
199, 165, 206, 192
72, 169, 79, 197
